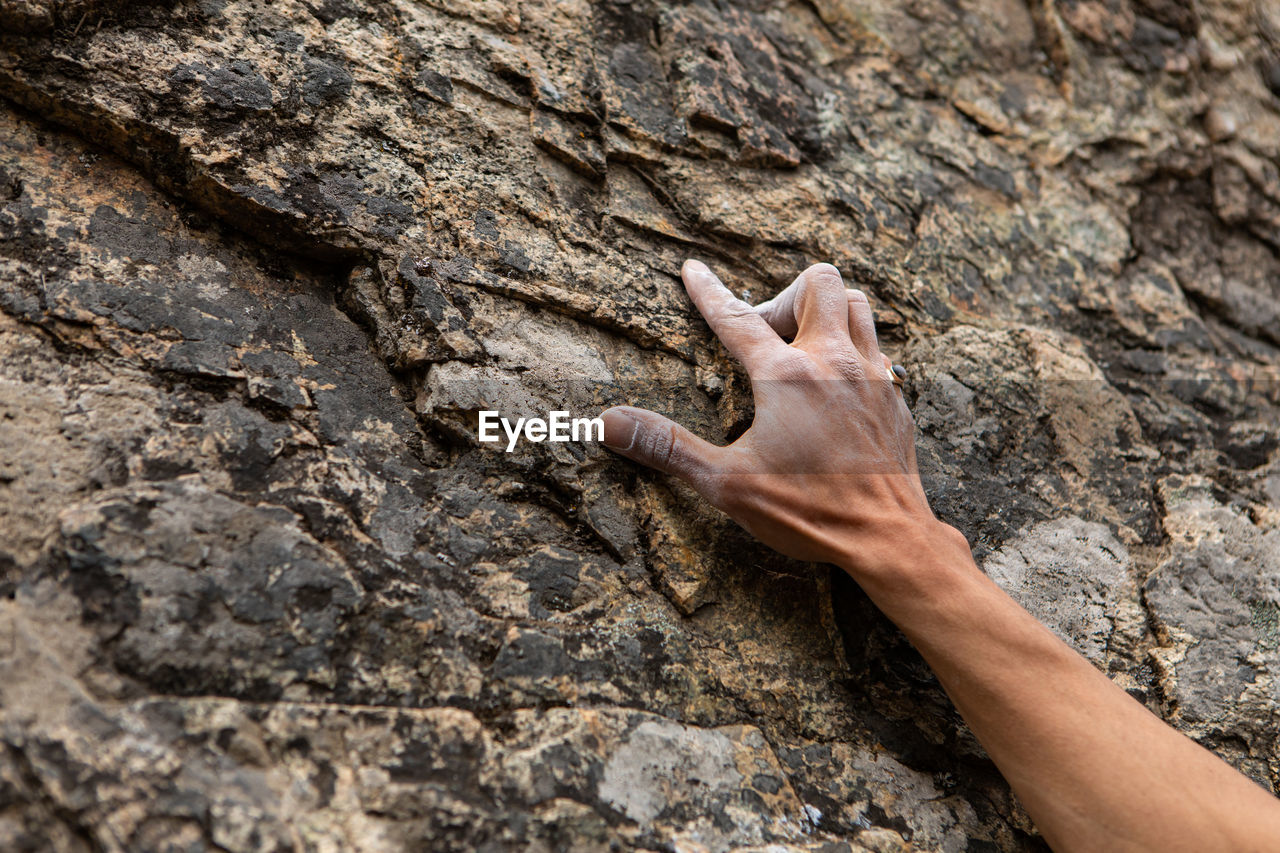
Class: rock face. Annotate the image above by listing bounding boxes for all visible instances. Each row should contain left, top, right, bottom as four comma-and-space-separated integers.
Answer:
1, 0, 1278, 849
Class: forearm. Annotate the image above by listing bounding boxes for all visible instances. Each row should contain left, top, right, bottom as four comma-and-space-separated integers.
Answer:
841, 520, 1280, 853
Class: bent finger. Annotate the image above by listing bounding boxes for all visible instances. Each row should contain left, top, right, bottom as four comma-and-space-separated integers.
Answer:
601, 406, 723, 493
755, 263, 852, 344
682, 260, 785, 372
758, 282, 883, 359
753, 281, 800, 339
792, 263, 852, 348
849, 289, 882, 365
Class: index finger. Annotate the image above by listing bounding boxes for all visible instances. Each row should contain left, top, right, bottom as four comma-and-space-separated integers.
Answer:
682, 260, 786, 371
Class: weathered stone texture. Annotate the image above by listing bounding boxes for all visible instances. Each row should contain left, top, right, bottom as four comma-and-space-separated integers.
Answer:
1, 0, 1278, 850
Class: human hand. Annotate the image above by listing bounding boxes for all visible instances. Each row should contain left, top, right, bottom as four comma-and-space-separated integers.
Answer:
608, 263, 1280, 853
602, 260, 951, 580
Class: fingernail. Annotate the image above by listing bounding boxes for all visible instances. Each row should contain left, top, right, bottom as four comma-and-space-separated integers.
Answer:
683, 258, 709, 276
601, 409, 639, 451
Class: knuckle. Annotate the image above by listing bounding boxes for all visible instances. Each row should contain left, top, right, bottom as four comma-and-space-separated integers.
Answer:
802, 263, 844, 294
804, 262, 842, 283
639, 420, 679, 472
826, 349, 867, 380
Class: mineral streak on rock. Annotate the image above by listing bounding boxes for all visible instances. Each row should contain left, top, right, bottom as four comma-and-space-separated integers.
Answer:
0, 0, 1278, 850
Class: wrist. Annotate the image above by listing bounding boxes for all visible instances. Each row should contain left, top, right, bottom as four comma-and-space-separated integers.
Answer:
834, 517, 979, 598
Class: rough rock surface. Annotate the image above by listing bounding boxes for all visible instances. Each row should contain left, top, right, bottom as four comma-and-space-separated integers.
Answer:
0, 0, 1278, 850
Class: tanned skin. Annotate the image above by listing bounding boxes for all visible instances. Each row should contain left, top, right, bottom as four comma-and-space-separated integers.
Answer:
600, 260, 1280, 852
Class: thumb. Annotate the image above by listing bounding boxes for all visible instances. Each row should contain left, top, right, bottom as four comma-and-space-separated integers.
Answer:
601, 406, 722, 489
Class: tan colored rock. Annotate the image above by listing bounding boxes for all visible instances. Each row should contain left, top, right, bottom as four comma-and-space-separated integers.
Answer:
1205, 105, 1238, 141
